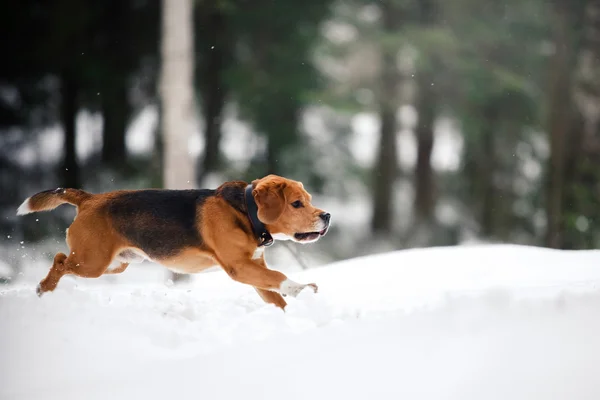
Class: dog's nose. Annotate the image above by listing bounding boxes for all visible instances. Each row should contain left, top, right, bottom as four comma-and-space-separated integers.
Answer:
320, 212, 331, 224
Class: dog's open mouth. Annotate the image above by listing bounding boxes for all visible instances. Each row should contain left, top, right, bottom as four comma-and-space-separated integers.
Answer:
294, 227, 328, 242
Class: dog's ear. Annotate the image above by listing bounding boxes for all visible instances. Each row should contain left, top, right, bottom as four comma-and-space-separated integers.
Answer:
252, 178, 286, 224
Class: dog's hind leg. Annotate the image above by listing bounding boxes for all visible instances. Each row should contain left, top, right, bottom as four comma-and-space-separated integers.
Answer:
37, 252, 70, 296
103, 262, 129, 274
37, 218, 116, 296
36, 250, 114, 296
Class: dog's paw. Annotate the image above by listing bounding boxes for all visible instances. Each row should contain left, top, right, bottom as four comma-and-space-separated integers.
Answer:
35, 284, 43, 297
279, 279, 318, 297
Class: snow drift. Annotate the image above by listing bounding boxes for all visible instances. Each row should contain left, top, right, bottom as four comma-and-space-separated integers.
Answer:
2, 244, 600, 400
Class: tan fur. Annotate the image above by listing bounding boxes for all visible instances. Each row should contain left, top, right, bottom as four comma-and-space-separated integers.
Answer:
20, 175, 329, 310
160, 247, 217, 274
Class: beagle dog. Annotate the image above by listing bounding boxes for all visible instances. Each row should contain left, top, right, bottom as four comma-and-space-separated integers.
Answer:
16, 174, 331, 309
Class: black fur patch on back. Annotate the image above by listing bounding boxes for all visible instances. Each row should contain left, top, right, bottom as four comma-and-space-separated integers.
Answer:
216, 182, 253, 237
107, 189, 214, 259
216, 181, 247, 214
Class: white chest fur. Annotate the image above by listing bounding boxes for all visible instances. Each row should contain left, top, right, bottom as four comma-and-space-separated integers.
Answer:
252, 246, 265, 260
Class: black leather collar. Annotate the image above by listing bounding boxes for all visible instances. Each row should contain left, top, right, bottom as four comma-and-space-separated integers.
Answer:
244, 184, 274, 247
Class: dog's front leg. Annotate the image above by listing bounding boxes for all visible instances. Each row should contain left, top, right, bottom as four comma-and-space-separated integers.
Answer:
216, 254, 318, 300
254, 287, 288, 309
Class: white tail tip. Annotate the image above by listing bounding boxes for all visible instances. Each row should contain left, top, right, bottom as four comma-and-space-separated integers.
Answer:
17, 198, 32, 215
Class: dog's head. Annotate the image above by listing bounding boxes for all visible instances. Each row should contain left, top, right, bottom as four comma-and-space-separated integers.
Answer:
252, 174, 330, 243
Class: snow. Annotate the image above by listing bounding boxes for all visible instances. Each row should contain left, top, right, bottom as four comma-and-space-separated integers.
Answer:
0, 259, 12, 277
2, 244, 600, 400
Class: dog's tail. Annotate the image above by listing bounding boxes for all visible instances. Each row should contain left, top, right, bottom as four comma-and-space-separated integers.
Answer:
16, 188, 93, 215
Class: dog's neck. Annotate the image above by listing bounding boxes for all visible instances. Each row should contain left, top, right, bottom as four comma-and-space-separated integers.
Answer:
244, 184, 274, 247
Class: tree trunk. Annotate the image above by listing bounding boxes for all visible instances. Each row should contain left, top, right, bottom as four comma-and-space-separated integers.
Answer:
562, 0, 600, 249
101, 78, 128, 169
372, 105, 397, 234
266, 137, 281, 176
546, 0, 574, 248
266, 103, 298, 175
414, 73, 436, 221
480, 112, 495, 237
413, 0, 438, 222
198, 5, 229, 184
160, 0, 195, 190
160, 0, 196, 283
573, 0, 600, 148
60, 70, 80, 189
100, 0, 130, 171
371, 0, 401, 235
151, 107, 164, 189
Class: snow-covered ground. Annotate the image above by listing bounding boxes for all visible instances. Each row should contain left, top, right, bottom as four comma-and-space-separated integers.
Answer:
2, 244, 600, 400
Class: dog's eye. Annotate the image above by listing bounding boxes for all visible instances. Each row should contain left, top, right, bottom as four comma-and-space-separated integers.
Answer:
291, 200, 303, 208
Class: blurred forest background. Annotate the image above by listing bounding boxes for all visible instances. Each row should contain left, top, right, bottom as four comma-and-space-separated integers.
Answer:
1, 0, 599, 281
